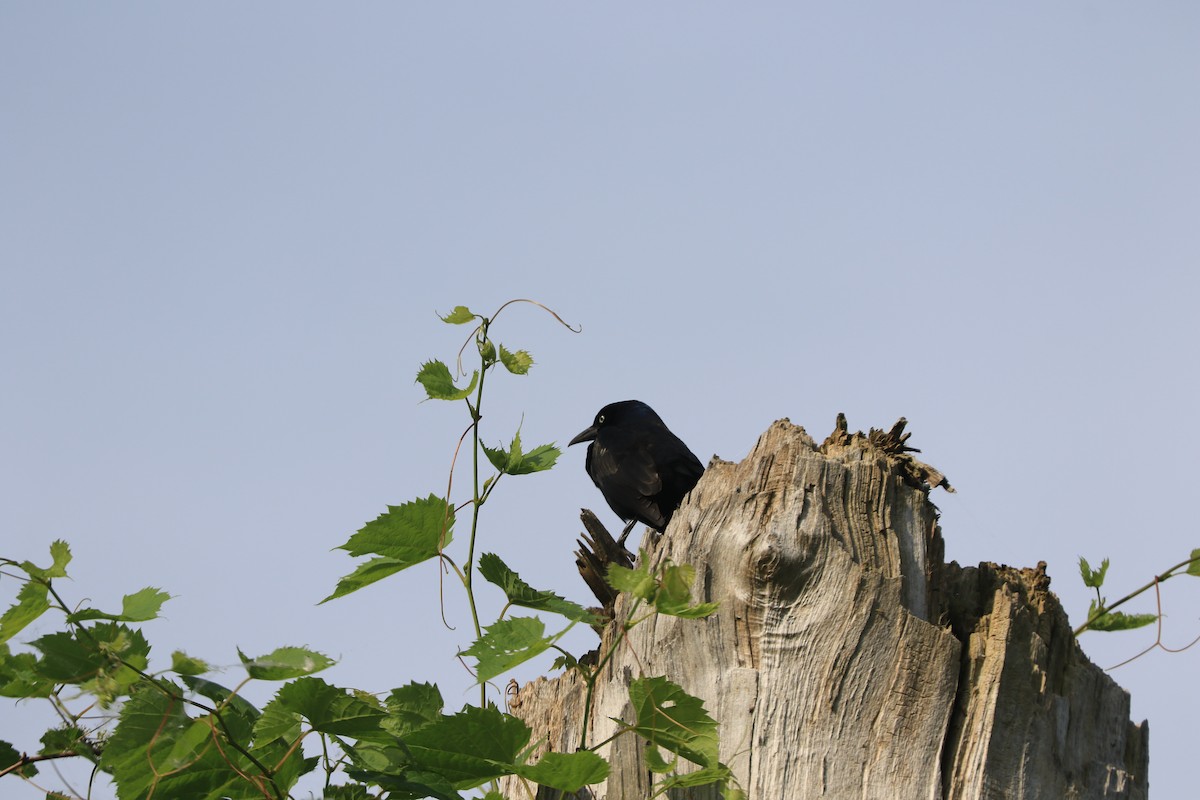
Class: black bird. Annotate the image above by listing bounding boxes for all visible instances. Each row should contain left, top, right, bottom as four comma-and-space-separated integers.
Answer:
569, 400, 704, 548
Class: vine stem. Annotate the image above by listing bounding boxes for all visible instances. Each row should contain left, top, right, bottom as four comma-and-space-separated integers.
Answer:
1074, 552, 1200, 636
463, 316, 491, 710
577, 597, 643, 752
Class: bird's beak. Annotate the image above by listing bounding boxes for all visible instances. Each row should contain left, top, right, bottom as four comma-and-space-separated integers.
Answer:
569, 425, 598, 447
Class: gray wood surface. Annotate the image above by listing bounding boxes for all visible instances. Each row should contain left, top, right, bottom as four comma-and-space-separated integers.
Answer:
505, 419, 1147, 799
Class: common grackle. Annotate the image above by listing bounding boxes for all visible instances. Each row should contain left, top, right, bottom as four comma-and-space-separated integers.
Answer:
569, 400, 704, 548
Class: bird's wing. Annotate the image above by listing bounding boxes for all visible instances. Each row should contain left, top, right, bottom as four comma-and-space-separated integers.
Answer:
587, 437, 667, 529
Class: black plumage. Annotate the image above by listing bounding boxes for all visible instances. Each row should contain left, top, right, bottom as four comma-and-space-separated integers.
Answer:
569, 400, 704, 547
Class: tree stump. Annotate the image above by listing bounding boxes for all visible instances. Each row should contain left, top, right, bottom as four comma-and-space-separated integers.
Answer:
506, 419, 1148, 799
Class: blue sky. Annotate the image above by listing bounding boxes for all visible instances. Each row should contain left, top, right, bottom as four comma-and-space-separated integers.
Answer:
2, 4, 1198, 798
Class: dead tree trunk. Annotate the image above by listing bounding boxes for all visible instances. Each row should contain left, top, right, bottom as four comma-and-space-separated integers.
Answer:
507, 419, 1148, 799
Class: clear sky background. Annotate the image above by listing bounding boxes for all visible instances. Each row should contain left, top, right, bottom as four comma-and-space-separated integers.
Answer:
2, 4, 1198, 798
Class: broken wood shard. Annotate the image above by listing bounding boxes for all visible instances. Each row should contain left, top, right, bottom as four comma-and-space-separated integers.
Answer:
507, 417, 1146, 799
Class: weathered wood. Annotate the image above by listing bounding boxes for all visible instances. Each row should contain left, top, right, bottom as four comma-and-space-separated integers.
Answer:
505, 419, 1148, 799
574, 508, 635, 623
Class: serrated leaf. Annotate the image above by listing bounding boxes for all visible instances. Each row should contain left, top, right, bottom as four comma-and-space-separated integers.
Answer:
1187, 548, 1200, 577
654, 564, 719, 618
384, 682, 444, 737
627, 676, 719, 768
483, 429, 560, 476
239, 646, 335, 680
31, 630, 109, 683
0, 644, 54, 698
516, 443, 560, 474
120, 587, 170, 621
40, 725, 91, 757
322, 556, 410, 603
274, 677, 390, 742
254, 694, 303, 745
399, 704, 531, 786
481, 441, 510, 473
0, 738, 36, 778
101, 682, 308, 799
416, 360, 479, 401
324, 785, 375, 800
660, 601, 721, 619
607, 558, 657, 601
498, 345, 533, 375
654, 763, 734, 792
460, 617, 568, 684
440, 306, 477, 324
0, 580, 50, 645
515, 749, 609, 792
324, 495, 453, 603
170, 650, 210, 676
178, 675, 261, 741
1079, 556, 1109, 589
644, 743, 676, 774
68, 586, 171, 624
1085, 608, 1158, 632
17, 540, 72, 581
478, 553, 596, 623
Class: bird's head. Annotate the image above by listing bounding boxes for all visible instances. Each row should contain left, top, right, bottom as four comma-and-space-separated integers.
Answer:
569, 400, 659, 446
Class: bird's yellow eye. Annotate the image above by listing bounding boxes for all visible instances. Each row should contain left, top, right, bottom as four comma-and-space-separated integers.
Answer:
598, 415, 606, 424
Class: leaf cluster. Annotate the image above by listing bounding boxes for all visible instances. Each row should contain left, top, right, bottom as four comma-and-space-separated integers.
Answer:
1076, 549, 1200, 635
2, 301, 741, 799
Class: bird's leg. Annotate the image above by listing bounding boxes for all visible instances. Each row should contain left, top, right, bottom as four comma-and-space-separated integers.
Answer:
616, 519, 637, 550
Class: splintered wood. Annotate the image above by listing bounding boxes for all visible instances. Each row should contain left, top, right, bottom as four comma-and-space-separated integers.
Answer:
504, 418, 1148, 799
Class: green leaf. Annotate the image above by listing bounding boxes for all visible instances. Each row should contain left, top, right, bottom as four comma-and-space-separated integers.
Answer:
1187, 548, 1200, 577
517, 443, 560, 474
482, 430, 560, 476
31, 630, 109, 683
644, 743, 676, 774
0, 738, 37, 778
324, 495, 453, 603
17, 540, 72, 581
607, 557, 657, 602
102, 682, 298, 799
515, 750, 609, 792
325, 785, 375, 800
478, 553, 596, 623
460, 616, 569, 684
67, 586, 171, 623
323, 556, 410, 603
439, 306, 476, 324
384, 681, 444, 737
0, 644, 54, 697
238, 646, 335, 680
39, 725, 91, 757
254, 692, 304, 745
178, 675, 261, 741
1079, 556, 1109, 589
1084, 602, 1158, 632
0, 580, 50, 645
399, 704, 531, 786
170, 650, 210, 676
274, 677, 390, 743
498, 345, 533, 375
655, 564, 720, 619
416, 360, 479, 401
654, 763, 734, 792
626, 676, 719, 768
478, 338, 497, 365
119, 587, 170, 621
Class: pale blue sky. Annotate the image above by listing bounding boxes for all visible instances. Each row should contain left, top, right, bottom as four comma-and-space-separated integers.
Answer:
3, 4, 1198, 798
